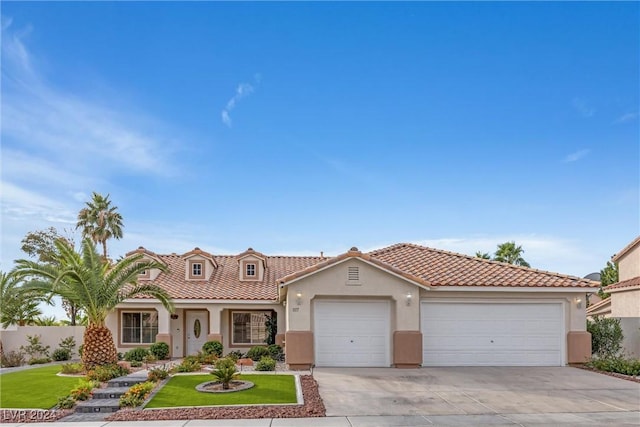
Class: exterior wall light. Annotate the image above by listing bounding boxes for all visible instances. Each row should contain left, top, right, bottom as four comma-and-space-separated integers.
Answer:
406, 292, 412, 306
575, 297, 582, 309
296, 292, 302, 306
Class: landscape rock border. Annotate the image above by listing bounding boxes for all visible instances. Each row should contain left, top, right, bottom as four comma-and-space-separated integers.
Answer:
573, 365, 640, 383
105, 375, 325, 421
195, 380, 255, 393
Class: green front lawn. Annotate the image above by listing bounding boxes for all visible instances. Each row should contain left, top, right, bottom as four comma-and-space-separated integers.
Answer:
145, 374, 297, 408
0, 365, 79, 409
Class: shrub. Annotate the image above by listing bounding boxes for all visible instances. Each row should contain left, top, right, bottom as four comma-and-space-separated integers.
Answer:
20, 334, 50, 362
56, 395, 75, 409
149, 342, 170, 360
58, 336, 76, 356
70, 379, 99, 401
148, 367, 169, 382
28, 357, 52, 365
86, 364, 130, 382
1, 350, 25, 367
78, 344, 84, 357
202, 340, 223, 357
197, 351, 218, 365
210, 359, 238, 389
588, 316, 624, 358
588, 356, 640, 376
119, 381, 155, 407
60, 362, 84, 374
175, 357, 200, 373
227, 350, 244, 362
246, 346, 270, 361
143, 354, 157, 365
52, 348, 72, 361
255, 356, 276, 371
130, 360, 143, 368
267, 344, 284, 361
124, 347, 150, 362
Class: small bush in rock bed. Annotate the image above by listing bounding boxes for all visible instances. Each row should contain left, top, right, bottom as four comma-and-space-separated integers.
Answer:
255, 356, 276, 371
148, 367, 169, 382
124, 347, 150, 362
268, 344, 284, 361
174, 357, 201, 373
130, 360, 143, 367
60, 362, 84, 374
227, 350, 244, 362
119, 381, 156, 408
150, 342, 170, 360
56, 395, 75, 409
197, 351, 218, 365
86, 364, 130, 382
202, 340, 223, 357
28, 357, 52, 365
588, 356, 640, 376
52, 348, 72, 361
70, 379, 100, 401
1, 350, 25, 367
246, 346, 270, 361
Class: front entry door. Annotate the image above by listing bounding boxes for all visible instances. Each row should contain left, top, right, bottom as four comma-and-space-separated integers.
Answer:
186, 311, 208, 355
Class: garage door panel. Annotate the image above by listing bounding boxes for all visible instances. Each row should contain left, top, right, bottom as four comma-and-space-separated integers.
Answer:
422, 302, 563, 366
315, 301, 390, 367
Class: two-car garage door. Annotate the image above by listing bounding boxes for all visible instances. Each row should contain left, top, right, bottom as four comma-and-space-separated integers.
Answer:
421, 301, 564, 366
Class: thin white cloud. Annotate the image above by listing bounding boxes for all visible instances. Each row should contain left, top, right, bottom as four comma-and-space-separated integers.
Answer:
220, 77, 259, 128
614, 112, 638, 124
571, 98, 595, 118
563, 149, 591, 163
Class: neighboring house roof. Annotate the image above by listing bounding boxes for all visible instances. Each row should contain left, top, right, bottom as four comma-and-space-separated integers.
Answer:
586, 297, 612, 316
130, 253, 325, 301
612, 236, 640, 262
367, 243, 598, 288
604, 276, 640, 293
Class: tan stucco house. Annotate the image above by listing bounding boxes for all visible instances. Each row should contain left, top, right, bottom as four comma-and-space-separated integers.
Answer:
587, 236, 640, 356
106, 243, 598, 368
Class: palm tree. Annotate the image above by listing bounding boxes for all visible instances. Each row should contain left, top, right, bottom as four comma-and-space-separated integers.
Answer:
14, 238, 173, 368
76, 192, 124, 259
0, 271, 45, 328
493, 241, 530, 267
475, 251, 491, 260
33, 315, 60, 326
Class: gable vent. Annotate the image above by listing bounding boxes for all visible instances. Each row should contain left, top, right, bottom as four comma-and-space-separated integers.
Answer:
348, 266, 359, 282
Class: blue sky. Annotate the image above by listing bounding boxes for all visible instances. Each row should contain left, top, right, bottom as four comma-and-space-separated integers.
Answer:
1, 3, 638, 318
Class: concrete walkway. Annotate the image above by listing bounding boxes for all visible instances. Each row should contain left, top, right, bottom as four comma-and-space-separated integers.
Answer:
1, 412, 639, 426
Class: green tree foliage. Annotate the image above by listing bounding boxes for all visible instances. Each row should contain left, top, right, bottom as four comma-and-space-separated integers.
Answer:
76, 192, 124, 259
20, 227, 82, 325
0, 271, 46, 328
475, 241, 531, 267
598, 261, 619, 299
587, 316, 623, 358
13, 238, 173, 368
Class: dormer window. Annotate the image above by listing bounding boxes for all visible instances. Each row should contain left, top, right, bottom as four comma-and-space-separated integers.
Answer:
189, 261, 203, 279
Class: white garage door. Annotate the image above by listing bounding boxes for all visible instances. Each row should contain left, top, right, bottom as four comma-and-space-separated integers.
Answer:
421, 302, 563, 366
314, 301, 390, 367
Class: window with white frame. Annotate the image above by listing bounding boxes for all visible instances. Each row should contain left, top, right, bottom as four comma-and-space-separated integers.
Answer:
121, 311, 158, 344
246, 263, 256, 277
191, 262, 203, 277
232, 311, 268, 345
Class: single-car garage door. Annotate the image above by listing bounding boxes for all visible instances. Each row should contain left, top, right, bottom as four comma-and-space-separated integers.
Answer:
314, 300, 390, 367
421, 301, 563, 366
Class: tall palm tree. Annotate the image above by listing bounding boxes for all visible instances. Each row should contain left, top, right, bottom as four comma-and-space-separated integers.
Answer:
76, 192, 124, 259
14, 238, 173, 368
493, 241, 531, 267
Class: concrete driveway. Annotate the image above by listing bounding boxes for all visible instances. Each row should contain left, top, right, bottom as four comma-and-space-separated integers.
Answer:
314, 367, 640, 423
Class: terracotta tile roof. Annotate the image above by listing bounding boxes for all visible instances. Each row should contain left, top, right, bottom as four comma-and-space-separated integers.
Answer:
612, 236, 640, 262
604, 276, 640, 292
278, 247, 432, 288
131, 252, 326, 301
367, 243, 598, 288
